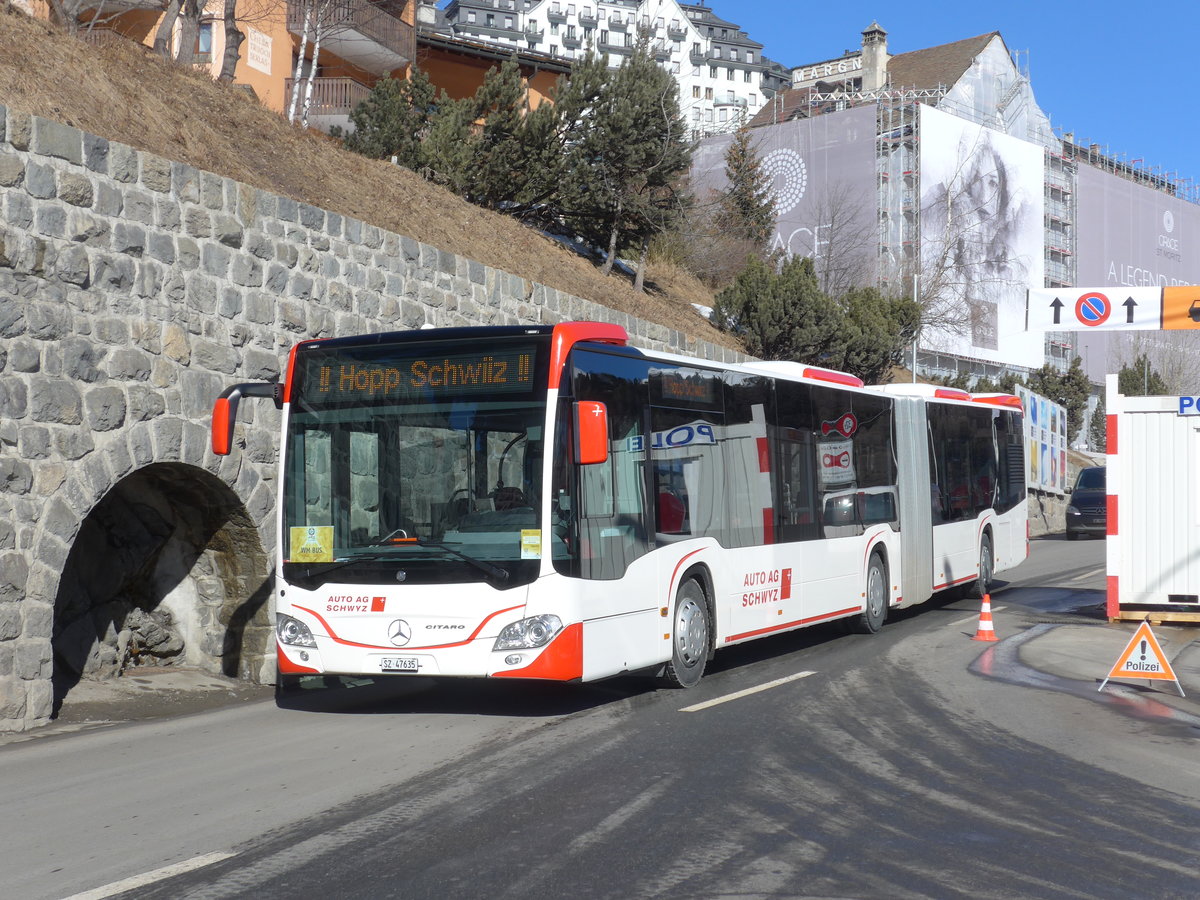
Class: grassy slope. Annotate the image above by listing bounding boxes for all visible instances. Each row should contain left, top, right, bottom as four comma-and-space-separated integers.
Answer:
0, 10, 736, 349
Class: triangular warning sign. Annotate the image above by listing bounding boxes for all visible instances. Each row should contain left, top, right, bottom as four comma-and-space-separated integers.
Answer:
1098, 621, 1185, 696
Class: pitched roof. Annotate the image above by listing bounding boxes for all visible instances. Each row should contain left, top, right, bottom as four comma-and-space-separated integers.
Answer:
885, 32, 1001, 92
747, 31, 1004, 128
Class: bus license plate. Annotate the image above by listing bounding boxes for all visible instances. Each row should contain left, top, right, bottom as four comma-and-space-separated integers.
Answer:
380, 657, 420, 672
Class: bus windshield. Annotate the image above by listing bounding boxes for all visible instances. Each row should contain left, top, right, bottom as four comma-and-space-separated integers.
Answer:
281, 338, 549, 588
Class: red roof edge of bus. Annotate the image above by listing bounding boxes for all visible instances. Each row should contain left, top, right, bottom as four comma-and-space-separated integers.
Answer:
971, 393, 1024, 411
548, 322, 629, 389
802, 366, 864, 389
283, 339, 327, 403
933, 387, 972, 402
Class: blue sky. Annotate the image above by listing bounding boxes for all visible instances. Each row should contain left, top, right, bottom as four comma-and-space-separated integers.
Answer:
727, 1, 1199, 189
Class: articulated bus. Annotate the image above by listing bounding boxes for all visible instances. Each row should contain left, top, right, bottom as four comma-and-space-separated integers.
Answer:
212, 322, 1026, 688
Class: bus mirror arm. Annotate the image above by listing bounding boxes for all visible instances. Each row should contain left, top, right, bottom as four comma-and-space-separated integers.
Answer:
211, 382, 282, 456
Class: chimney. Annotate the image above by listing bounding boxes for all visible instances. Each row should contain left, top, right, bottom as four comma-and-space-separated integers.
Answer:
417, 0, 437, 28
861, 21, 889, 91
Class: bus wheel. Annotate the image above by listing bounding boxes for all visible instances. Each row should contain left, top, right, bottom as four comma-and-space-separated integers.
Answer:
853, 552, 888, 634
964, 534, 993, 600
661, 578, 710, 688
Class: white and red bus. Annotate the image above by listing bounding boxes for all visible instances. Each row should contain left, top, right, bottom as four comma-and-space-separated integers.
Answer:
213, 322, 1026, 688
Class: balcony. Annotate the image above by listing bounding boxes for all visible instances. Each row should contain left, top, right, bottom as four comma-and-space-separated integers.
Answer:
525, 23, 544, 39
287, 0, 414, 74
608, 14, 628, 30
284, 76, 372, 133
562, 31, 582, 48
667, 22, 686, 40
579, 12, 596, 26
547, 3, 567, 21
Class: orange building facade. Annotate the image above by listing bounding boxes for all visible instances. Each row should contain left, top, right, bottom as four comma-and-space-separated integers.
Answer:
17, 0, 568, 132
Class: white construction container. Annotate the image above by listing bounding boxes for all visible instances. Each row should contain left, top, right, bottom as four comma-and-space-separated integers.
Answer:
1105, 374, 1200, 622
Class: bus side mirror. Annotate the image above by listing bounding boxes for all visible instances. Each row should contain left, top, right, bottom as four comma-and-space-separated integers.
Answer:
573, 401, 609, 465
211, 382, 281, 456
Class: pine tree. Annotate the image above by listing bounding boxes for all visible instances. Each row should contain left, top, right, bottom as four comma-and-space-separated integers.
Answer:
564, 35, 692, 277
1088, 395, 1107, 452
464, 55, 529, 208
339, 69, 436, 170
836, 286, 921, 384
715, 126, 775, 253
421, 94, 477, 196
1117, 353, 1168, 396
712, 255, 843, 362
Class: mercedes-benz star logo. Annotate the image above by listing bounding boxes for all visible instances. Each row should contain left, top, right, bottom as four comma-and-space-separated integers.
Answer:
388, 619, 412, 647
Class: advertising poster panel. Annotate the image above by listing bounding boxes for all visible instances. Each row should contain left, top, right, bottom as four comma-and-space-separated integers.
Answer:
1073, 166, 1200, 383
918, 106, 1045, 368
1015, 385, 1067, 494
690, 106, 878, 286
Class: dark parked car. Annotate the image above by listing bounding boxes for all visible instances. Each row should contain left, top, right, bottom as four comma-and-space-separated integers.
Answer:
1066, 466, 1106, 540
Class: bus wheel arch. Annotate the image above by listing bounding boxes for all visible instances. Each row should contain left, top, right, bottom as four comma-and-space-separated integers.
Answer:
964, 527, 994, 600
660, 565, 713, 688
852, 549, 888, 634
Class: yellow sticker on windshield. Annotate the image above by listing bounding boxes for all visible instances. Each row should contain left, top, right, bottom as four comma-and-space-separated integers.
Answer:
520, 529, 542, 559
291, 526, 334, 563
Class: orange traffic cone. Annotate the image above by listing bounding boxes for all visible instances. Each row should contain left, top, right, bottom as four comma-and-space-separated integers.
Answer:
972, 593, 998, 642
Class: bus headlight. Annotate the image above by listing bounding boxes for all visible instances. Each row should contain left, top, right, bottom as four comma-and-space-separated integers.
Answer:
493, 615, 563, 651
1066, 505, 1080, 516
277, 614, 318, 648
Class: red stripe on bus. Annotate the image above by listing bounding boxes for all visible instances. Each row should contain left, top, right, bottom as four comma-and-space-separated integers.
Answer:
762, 508, 774, 544
668, 548, 707, 599
934, 574, 976, 591
1106, 495, 1118, 536
725, 606, 860, 643
756, 437, 770, 472
493, 622, 583, 680
293, 603, 525, 650
1106, 414, 1117, 454
1106, 575, 1119, 620
277, 643, 320, 674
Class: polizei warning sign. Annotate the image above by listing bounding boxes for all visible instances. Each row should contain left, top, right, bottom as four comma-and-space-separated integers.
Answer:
1098, 621, 1184, 696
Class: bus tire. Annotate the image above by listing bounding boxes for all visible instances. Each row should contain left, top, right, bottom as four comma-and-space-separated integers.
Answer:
661, 577, 710, 688
964, 533, 993, 600
852, 551, 888, 634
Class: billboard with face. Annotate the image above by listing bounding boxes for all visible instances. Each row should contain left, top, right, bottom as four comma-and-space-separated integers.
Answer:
690, 105, 878, 292
918, 106, 1045, 369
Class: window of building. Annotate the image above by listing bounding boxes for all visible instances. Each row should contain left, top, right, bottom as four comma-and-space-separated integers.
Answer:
747, 51, 754, 63
749, 92, 757, 105
567, 24, 576, 38
467, 10, 476, 23
600, 29, 608, 44
692, 85, 700, 98
727, 68, 734, 80
486, 13, 494, 26
704, 108, 713, 122
550, 44, 558, 55
505, 16, 514, 28
704, 87, 712, 99
719, 108, 728, 122
551, 22, 559, 34
713, 47, 721, 58
691, 41, 700, 55
624, 32, 631, 47
709, 65, 717, 78
195, 20, 213, 62
671, 61, 679, 73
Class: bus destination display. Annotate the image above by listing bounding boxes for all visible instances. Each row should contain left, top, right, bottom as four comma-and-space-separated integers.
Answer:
299, 345, 538, 402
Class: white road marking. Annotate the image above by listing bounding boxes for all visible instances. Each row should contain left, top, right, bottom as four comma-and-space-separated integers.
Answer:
63, 852, 234, 900
679, 670, 816, 713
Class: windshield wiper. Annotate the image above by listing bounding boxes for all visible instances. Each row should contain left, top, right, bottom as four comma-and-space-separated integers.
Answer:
403, 539, 510, 583
295, 542, 510, 584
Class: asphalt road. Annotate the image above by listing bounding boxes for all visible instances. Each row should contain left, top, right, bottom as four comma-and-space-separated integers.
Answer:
4, 537, 1197, 900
